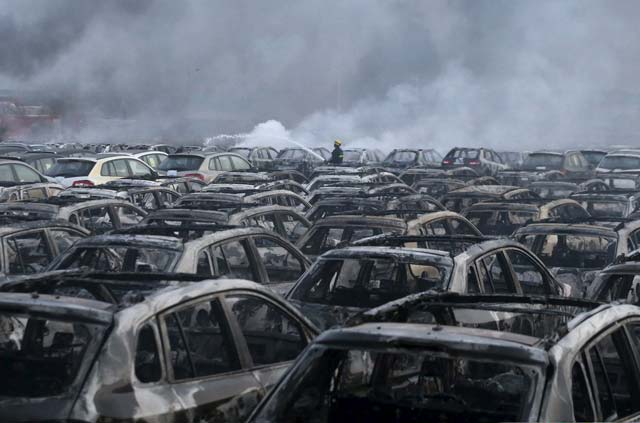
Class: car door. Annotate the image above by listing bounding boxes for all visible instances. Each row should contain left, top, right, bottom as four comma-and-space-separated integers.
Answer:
12, 163, 44, 183
208, 238, 261, 282
159, 296, 264, 423
248, 235, 307, 286
126, 158, 155, 178
503, 248, 557, 295
3, 229, 54, 275
221, 293, 310, 393
276, 212, 310, 243
578, 325, 640, 421
74, 206, 115, 234
474, 251, 518, 294
46, 227, 86, 256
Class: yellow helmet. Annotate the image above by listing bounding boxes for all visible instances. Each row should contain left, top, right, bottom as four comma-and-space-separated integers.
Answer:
334, 139, 342, 146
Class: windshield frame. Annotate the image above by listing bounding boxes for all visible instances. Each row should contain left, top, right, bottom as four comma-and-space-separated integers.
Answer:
251, 342, 541, 423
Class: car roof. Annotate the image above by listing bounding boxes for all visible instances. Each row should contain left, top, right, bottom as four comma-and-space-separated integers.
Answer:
447, 185, 519, 195
464, 202, 539, 212
319, 246, 452, 262
0, 292, 113, 324
315, 322, 548, 365
515, 222, 616, 237
310, 214, 407, 228
70, 234, 185, 251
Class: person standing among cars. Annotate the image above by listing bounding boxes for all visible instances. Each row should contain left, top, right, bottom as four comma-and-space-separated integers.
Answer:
329, 139, 344, 165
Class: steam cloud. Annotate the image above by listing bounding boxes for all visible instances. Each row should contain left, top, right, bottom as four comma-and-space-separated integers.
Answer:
1, 0, 639, 150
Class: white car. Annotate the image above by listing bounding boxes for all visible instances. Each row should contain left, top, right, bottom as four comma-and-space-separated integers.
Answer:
133, 150, 168, 170
158, 152, 253, 183
46, 156, 157, 187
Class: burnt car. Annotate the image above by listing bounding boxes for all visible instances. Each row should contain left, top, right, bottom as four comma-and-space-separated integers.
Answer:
353, 292, 598, 338
158, 176, 206, 194
142, 208, 229, 226
398, 168, 446, 186
497, 150, 592, 185
381, 149, 442, 173
305, 198, 385, 222
407, 210, 482, 236
529, 181, 578, 199
340, 148, 384, 166
249, 302, 640, 422
210, 171, 272, 185
268, 169, 308, 184
60, 183, 181, 211
587, 256, 640, 302
49, 226, 311, 293
286, 246, 455, 329
462, 200, 589, 236
354, 235, 567, 296
0, 199, 147, 235
570, 191, 640, 218
0, 181, 64, 202
580, 148, 607, 169
596, 151, 640, 189
440, 185, 539, 213
497, 151, 527, 170
227, 205, 311, 243
412, 177, 466, 197
297, 215, 407, 260
513, 219, 640, 293
306, 174, 363, 193
273, 148, 325, 176
0, 219, 88, 277
441, 147, 507, 176
0, 278, 318, 422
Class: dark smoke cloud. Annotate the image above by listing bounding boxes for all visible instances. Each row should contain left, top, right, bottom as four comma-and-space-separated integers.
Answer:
1, 0, 639, 148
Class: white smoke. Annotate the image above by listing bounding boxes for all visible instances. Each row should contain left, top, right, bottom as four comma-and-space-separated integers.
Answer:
2, 1, 640, 149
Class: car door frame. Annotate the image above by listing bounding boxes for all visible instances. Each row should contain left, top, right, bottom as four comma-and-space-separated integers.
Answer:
244, 234, 310, 284
578, 318, 640, 421
218, 289, 316, 392
1, 228, 55, 275
156, 293, 265, 421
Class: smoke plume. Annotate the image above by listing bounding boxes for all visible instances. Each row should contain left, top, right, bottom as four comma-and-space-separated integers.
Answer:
1, 0, 639, 149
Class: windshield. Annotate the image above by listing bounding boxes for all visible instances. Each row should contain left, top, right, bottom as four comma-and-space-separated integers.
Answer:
384, 151, 417, 163
577, 199, 627, 218
46, 160, 95, 177
158, 155, 203, 171
53, 246, 180, 272
598, 155, 640, 171
0, 311, 106, 397
445, 148, 479, 160
290, 257, 452, 308
581, 151, 606, 167
518, 233, 616, 269
254, 345, 537, 423
522, 154, 563, 170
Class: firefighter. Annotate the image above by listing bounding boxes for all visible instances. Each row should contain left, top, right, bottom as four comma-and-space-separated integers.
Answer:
329, 139, 344, 164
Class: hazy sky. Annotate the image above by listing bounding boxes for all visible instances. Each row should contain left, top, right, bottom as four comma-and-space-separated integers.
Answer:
1, 0, 640, 148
